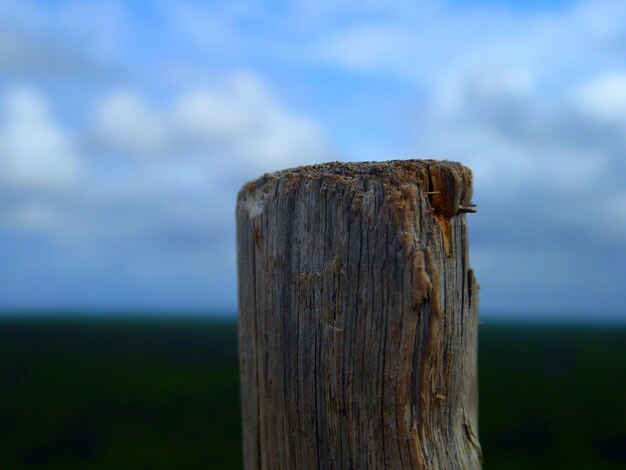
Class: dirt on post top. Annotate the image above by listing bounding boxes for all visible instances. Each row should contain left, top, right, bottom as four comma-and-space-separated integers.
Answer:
238, 159, 475, 218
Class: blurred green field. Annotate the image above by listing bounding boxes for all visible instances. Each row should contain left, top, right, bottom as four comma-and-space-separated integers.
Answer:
0, 318, 624, 469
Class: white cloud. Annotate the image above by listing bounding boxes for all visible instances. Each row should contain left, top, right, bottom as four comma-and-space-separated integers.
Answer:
94, 72, 332, 173
299, 0, 626, 93
0, 87, 83, 190
170, 73, 278, 150
95, 91, 169, 157
419, 65, 622, 209
574, 72, 626, 122
0, 72, 334, 309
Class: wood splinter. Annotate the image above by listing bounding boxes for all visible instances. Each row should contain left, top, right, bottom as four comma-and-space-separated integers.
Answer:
458, 205, 478, 214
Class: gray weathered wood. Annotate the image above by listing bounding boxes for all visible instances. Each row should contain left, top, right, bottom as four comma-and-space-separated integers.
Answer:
236, 160, 482, 469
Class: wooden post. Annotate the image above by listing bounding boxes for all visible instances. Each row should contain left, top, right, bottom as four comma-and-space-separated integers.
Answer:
236, 160, 482, 469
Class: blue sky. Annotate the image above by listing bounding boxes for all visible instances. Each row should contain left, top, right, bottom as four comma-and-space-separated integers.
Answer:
0, 0, 624, 319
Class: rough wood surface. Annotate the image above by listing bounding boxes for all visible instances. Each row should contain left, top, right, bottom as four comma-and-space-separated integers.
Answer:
236, 160, 482, 469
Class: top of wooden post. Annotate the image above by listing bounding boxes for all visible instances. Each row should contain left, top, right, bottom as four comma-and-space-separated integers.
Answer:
239, 159, 474, 218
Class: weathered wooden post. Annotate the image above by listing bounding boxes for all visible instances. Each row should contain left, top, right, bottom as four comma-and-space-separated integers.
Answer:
236, 160, 482, 469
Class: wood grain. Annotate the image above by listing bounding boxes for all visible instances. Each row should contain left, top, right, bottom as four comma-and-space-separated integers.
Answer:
237, 160, 482, 469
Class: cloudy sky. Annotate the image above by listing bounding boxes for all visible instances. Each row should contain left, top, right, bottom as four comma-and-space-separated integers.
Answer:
0, 0, 624, 320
